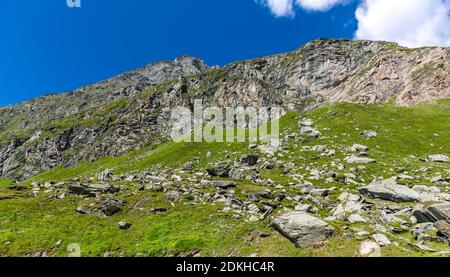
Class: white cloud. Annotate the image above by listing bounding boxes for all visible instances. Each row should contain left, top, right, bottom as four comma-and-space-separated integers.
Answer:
258, 0, 450, 47
259, 0, 347, 17
295, 0, 349, 12
355, 0, 450, 47
260, 0, 295, 17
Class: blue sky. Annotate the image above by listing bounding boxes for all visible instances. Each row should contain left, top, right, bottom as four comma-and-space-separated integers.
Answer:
0, 0, 358, 106
0, 0, 449, 106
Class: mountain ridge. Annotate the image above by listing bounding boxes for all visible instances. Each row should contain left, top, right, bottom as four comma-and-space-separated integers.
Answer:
0, 38, 449, 181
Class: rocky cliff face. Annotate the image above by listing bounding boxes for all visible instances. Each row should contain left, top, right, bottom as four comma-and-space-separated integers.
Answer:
1, 39, 449, 181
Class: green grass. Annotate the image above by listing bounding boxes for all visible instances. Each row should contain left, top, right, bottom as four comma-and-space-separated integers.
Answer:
1, 100, 450, 256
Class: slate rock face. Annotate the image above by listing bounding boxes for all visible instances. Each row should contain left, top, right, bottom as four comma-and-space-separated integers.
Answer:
359, 177, 420, 203
272, 211, 335, 248
413, 203, 450, 223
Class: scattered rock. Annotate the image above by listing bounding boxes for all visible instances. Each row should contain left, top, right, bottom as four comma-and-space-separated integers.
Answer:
101, 199, 124, 216
309, 188, 332, 197
132, 197, 149, 210
372, 234, 391, 246
348, 214, 367, 224
208, 180, 237, 189
359, 177, 420, 203
240, 154, 259, 166
300, 119, 314, 127
434, 221, 450, 239
413, 203, 450, 223
271, 211, 335, 248
97, 169, 114, 181
331, 192, 364, 220
68, 183, 119, 197
412, 223, 436, 239
427, 154, 450, 163
0, 196, 15, 200
359, 241, 381, 257
181, 162, 194, 172
76, 206, 92, 215
150, 207, 168, 213
344, 155, 376, 164
8, 185, 28, 191
361, 131, 377, 138
165, 191, 181, 202
350, 144, 369, 152
118, 221, 131, 230
300, 127, 320, 137
207, 165, 230, 177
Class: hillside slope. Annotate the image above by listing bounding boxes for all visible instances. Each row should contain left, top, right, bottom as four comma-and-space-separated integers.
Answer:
0, 101, 449, 257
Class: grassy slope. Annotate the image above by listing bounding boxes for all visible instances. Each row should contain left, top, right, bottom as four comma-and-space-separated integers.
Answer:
0, 100, 449, 257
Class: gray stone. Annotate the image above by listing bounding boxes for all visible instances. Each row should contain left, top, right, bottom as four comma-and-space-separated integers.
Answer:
361, 131, 377, 138
413, 203, 450, 223
331, 192, 364, 220
207, 165, 230, 177
350, 144, 369, 152
118, 221, 131, 230
272, 211, 335, 248
97, 169, 114, 181
348, 214, 367, 223
240, 154, 259, 166
434, 221, 450, 239
372, 233, 391, 246
101, 199, 124, 216
344, 155, 376, 164
412, 223, 436, 239
359, 177, 420, 202
76, 206, 92, 215
209, 180, 237, 189
300, 127, 320, 137
309, 188, 332, 197
300, 119, 314, 127
68, 183, 119, 197
428, 154, 450, 163
132, 197, 149, 210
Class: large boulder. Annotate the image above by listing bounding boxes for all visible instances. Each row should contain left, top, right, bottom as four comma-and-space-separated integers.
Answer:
272, 212, 335, 248
359, 177, 420, 203
68, 183, 119, 197
413, 203, 450, 223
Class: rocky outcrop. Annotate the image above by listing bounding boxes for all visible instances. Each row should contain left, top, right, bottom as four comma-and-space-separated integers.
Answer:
0, 39, 449, 181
